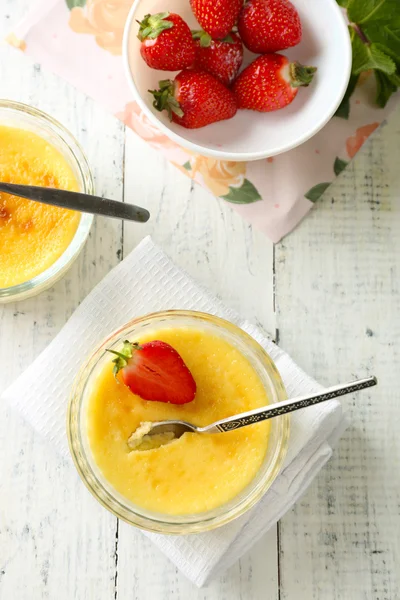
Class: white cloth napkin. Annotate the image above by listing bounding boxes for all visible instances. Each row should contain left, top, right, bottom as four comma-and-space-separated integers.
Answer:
2, 236, 348, 587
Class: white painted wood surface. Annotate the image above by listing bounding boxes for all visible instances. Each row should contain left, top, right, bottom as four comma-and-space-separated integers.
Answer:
0, 1, 399, 598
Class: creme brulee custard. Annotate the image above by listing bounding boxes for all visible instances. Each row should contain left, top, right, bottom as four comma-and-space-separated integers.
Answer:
0, 125, 80, 287
87, 326, 271, 515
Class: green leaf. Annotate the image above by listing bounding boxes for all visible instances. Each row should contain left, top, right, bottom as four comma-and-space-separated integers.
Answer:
304, 182, 331, 202
351, 30, 396, 75
375, 70, 398, 106
192, 30, 212, 47
334, 157, 349, 176
335, 73, 359, 119
221, 179, 261, 204
66, 0, 86, 8
182, 161, 191, 170
336, 0, 350, 7
388, 71, 400, 85
363, 23, 400, 60
348, 0, 400, 27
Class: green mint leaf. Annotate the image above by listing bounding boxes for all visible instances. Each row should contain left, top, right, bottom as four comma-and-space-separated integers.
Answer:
336, 0, 350, 7
335, 73, 359, 119
66, 0, 86, 8
351, 29, 396, 75
363, 23, 400, 61
375, 70, 398, 106
221, 179, 261, 204
182, 161, 191, 170
388, 71, 400, 85
334, 157, 349, 176
304, 182, 331, 202
348, 0, 400, 27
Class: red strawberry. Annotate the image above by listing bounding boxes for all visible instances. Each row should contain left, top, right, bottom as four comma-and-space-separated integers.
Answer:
190, 0, 242, 40
138, 12, 195, 71
238, 0, 302, 54
108, 340, 196, 404
192, 31, 243, 86
232, 54, 316, 112
149, 70, 237, 129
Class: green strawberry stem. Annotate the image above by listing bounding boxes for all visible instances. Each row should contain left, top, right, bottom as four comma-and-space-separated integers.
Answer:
137, 12, 173, 41
192, 30, 212, 47
107, 340, 142, 376
290, 62, 317, 88
192, 30, 236, 45
149, 80, 184, 120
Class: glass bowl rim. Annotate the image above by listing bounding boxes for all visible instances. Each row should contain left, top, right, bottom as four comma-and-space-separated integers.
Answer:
0, 99, 94, 302
67, 310, 290, 534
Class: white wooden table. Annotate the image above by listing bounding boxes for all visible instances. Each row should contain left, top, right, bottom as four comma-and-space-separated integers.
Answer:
1, 2, 399, 598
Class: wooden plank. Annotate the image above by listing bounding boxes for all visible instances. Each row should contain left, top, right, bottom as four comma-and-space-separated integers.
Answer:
116, 131, 278, 599
275, 104, 400, 599
0, 6, 125, 596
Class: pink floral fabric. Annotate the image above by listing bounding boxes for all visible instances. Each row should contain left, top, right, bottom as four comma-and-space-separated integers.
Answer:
8, 0, 399, 241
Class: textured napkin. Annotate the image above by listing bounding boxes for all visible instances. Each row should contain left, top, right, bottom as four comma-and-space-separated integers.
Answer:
2, 237, 347, 586
7, 0, 399, 241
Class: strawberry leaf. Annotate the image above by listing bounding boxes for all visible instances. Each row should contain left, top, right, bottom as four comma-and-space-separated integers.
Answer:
221, 179, 261, 204
107, 340, 140, 377
192, 30, 212, 47
138, 13, 173, 41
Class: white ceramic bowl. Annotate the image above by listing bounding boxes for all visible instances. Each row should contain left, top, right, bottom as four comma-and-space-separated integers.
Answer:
123, 0, 351, 161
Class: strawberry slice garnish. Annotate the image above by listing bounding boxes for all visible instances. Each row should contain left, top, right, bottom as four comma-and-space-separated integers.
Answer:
108, 340, 196, 404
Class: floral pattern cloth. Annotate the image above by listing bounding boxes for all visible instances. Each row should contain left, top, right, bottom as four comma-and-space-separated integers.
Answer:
8, 0, 399, 241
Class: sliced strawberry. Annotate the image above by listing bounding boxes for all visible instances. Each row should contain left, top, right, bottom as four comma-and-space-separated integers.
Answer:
108, 340, 196, 404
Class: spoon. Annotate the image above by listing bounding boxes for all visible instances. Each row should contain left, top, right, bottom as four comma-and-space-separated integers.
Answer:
131, 376, 377, 443
0, 182, 150, 223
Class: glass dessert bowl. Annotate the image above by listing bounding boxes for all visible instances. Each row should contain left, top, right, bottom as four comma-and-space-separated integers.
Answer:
68, 310, 290, 534
0, 100, 94, 303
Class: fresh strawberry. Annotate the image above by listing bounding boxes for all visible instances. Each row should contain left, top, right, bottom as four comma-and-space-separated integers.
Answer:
192, 31, 243, 86
232, 54, 316, 112
149, 70, 237, 129
108, 340, 196, 404
138, 12, 195, 71
190, 0, 242, 40
238, 0, 302, 54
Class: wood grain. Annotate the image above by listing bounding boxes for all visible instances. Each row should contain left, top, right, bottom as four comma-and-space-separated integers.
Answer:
0, 3, 276, 599
275, 104, 400, 600
1, 1, 399, 598
0, 7, 124, 597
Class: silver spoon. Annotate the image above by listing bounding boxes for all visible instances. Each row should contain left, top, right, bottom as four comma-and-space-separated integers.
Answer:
130, 376, 377, 444
0, 182, 150, 223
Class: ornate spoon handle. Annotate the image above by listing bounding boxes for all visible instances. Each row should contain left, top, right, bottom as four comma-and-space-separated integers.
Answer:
208, 376, 377, 433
